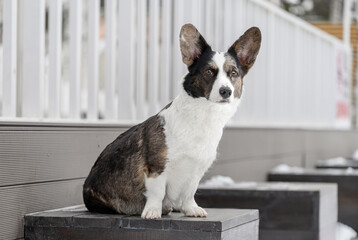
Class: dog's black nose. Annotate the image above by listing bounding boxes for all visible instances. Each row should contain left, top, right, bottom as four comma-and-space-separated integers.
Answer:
219, 87, 232, 99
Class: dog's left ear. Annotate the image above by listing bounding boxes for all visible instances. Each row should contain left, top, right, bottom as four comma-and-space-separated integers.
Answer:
180, 24, 211, 66
228, 27, 261, 76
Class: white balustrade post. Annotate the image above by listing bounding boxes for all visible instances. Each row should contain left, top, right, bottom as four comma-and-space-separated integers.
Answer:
148, 0, 160, 115
69, 0, 82, 119
48, 0, 62, 119
87, 0, 100, 120
204, 0, 214, 44
117, 0, 135, 120
2, 0, 17, 118
160, 0, 172, 105
105, 0, 117, 119
223, 0, 232, 48
214, 0, 222, 51
22, 0, 45, 118
172, 0, 184, 97
136, 0, 147, 120
266, 11, 276, 123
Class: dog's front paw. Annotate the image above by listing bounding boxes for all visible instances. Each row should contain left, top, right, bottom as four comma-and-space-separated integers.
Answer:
141, 207, 162, 219
183, 206, 207, 217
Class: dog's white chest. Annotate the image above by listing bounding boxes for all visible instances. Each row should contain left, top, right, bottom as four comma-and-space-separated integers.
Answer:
159, 91, 239, 206
161, 92, 234, 164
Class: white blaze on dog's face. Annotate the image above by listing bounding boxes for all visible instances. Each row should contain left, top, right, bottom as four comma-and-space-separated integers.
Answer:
180, 24, 261, 104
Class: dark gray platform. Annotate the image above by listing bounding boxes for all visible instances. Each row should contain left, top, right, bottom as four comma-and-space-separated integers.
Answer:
195, 182, 337, 240
316, 158, 358, 169
268, 168, 358, 231
24, 205, 259, 240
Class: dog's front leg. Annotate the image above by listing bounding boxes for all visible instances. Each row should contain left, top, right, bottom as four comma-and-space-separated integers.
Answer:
182, 199, 207, 217
180, 178, 207, 217
141, 173, 166, 219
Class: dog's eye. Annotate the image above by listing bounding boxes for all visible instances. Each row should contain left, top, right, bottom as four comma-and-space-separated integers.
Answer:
230, 70, 238, 78
204, 69, 213, 76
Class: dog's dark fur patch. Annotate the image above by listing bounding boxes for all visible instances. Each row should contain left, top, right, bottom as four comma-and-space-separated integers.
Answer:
224, 54, 244, 98
83, 114, 168, 215
180, 24, 218, 99
183, 49, 217, 99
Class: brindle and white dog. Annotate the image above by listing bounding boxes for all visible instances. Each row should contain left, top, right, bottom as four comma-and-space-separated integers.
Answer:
83, 23, 261, 219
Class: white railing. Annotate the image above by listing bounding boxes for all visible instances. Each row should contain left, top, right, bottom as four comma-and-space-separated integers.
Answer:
0, 0, 352, 128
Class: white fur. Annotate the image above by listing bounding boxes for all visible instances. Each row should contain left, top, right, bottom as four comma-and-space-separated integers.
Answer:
209, 52, 235, 103
141, 173, 167, 219
141, 52, 241, 219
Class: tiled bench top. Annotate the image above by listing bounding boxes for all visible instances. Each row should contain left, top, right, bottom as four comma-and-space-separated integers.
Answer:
25, 205, 259, 240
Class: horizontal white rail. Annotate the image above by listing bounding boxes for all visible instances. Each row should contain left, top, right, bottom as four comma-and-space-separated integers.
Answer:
0, 0, 352, 129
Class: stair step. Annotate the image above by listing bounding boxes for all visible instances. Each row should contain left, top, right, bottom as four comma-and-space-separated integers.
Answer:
268, 168, 358, 232
24, 206, 259, 240
316, 158, 358, 169
196, 182, 337, 240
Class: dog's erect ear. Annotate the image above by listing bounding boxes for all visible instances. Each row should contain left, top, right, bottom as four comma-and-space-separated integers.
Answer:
180, 24, 211, 66
228, 27, 261, 76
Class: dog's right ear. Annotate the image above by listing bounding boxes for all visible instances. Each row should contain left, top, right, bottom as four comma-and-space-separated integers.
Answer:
180, 24, 211, 67
228, 27, 261, 76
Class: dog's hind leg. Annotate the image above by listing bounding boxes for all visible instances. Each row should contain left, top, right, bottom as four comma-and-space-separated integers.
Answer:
141, 173, 166, 219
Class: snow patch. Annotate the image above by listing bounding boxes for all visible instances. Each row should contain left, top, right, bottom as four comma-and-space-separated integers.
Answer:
271, 164, 305, 174
256, 182, 302, 191
233, 181, 258, 188
345, 167, 355, 175
323, 157, 347, 166
200, 175, 235, 188
336, 222, 357, 240
352, 149, 358, 161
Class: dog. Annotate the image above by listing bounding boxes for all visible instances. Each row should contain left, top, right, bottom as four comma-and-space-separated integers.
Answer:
83, 23, 261, 219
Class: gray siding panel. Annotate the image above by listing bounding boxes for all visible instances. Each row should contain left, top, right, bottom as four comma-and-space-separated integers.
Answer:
0, 179, 84, 240
218, 128, 303, 161
0, 129, 124, 187
303, 130, 358, 168
0, 125, 128, 240
206, 127, 358, 181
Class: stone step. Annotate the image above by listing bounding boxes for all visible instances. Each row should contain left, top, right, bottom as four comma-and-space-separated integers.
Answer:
316, 157, 358, 169
24, 206, 259, 240
195, 182, 337, 240
268, 168, 358, 232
